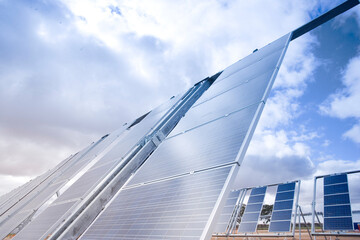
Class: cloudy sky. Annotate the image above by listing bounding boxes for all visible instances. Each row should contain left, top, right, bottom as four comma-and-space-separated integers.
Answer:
0, 0, 359, 213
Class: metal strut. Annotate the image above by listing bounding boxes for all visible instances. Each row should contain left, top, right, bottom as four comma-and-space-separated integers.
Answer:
291, 0, 360, 41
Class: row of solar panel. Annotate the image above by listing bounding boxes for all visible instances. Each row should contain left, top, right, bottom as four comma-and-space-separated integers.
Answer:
79, 33, 292, 240
1, 32, 292, 240
221, 182, 297, 234
214, 171, 359, 235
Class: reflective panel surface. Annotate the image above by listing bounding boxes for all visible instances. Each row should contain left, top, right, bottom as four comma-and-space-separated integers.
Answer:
271, 210, 292, 221
324, 205, 352, 217
324, 174, 347, 185
269, 182, 295, 232
273, 200, 294, 211
213, 190, 240, 233
324, 217, 353, 230
323, 174, 353, 230
324, 183, 349, 195
268, 221, 291, 232
238, 187, 267, 233
128, 104, 259, 186
81, 166, 233, 240
277, 182, 295, 192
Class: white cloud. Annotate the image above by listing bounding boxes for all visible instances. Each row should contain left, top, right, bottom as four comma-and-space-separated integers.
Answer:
320, 55, 360, 118
343, 124, 360, 143
320, 55, 360, 144
315, 159, 360, 176
0, 0, 346, 196
0, 175, 32, 196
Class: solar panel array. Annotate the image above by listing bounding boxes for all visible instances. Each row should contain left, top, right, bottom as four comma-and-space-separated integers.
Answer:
238, 187, 267, 233
0, 33, 291, 240
0, 132, 122, 240
80, 33, 291, 240
12, 95, 184, 240
323, 174, 353, 231
269, 182, 296, 232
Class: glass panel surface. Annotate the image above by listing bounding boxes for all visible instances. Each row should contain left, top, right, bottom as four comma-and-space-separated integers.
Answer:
269, 220, 291, 232
277, 182, 295, 192
275, 191, 295, 201
0, 211, 32, 240
273, 200, 293, 211
324, 194, 350, 206
242, 212, 260, 222
12, 96, 181, 240
271, 210, 292, 221
216, 34, 290, 83
251, 187, 267, 196
238, 222, 258, 233
213, 190, 240, 233
200, 58, 277, 103
324, 183, 349, 195
13, 201, 77, 240
324, 174, 347, 185
324, 205, 352, 217
80, 166, 232, 240
248, 195, 265, 204
245, 203, 263, 213
324, 217, 353, 230
128, 104, 259, 186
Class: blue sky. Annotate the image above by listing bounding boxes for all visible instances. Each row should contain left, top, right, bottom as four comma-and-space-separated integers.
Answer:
0, 0, 359, 213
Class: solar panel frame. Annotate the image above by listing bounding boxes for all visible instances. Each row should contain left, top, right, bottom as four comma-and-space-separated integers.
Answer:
323, 174, 353, 231
269, 182, 296, 233
238, 186, 267, 233
213, 190, 240, 234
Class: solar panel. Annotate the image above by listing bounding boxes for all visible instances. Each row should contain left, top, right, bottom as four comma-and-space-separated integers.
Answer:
324, 174, 347, 185
323, 174, 353, 231
238, 186, 267, 233
269, 182, 296, 232
271, 210, 292, 221
245, 203, 263, 212
269, 221, 292, 232
324, 217, 353, 230
242, 212, 261, 222
80, 166, 233, 240
169, 35, 291, 137
277, 182, 296, 192
324, 183, 349, 195
128, 104, 259, 186
273, 200, 294, 211
275, 191, 295, 201
251, 187, 267, 195
324, 205, 352, 217
213, 190, 240, 233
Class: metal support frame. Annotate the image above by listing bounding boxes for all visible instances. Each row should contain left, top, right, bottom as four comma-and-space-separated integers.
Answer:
291, 0, 360, 41
311, 169, 360, 238
213, 180, 301, 238
298, 205, 313, 240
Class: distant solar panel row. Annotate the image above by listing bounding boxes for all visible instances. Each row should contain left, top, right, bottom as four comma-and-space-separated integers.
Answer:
323, 174, 353, 231
269, 182, 295, 232
238, 187, 267, 233
12, 96, 183, 240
